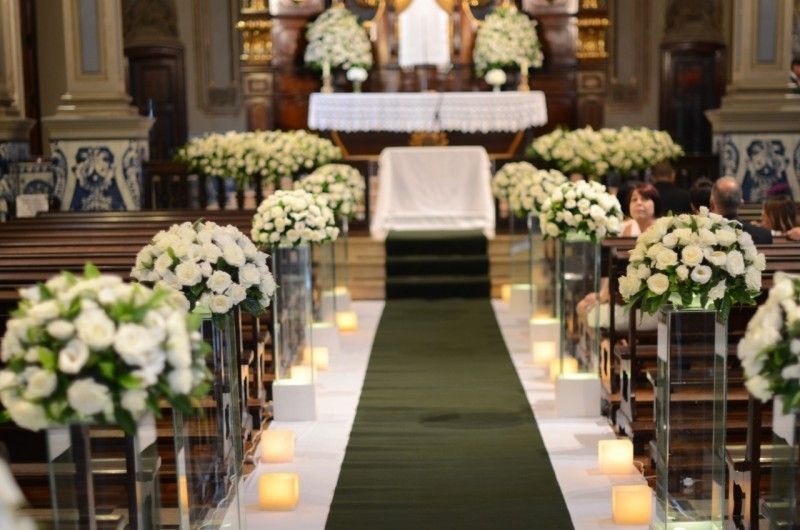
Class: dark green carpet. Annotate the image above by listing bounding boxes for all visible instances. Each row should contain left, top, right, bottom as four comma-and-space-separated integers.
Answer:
325, 299, 573, 530
385, 231, 490, 299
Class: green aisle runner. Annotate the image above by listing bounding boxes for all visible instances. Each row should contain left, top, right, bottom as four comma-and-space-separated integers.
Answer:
326, 299, 573, 529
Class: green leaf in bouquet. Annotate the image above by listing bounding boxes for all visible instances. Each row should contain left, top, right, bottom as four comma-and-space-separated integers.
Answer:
211, 312, 229, 328
39, 284, 54, 301
0, 410, 10, 424
98, 361, 116, 381
119, 373, 142, 390
26, 326, 45, 344
114, 408, 137, 436
166, 247, 179, 265
66, 296, 82, 319
241, 297, 265, 317
83, 262, 100, 279
37, 347, 57, 370
189, 283, 206, 298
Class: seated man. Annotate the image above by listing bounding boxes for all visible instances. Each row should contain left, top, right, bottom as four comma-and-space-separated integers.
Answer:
710, 176, 772, 244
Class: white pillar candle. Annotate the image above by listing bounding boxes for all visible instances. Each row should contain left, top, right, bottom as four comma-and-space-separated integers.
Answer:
260, 430, 295, 463
258, 473, 299, 511
532, 341, 557, 365
500, 284, 512, 303
336, 311, 358, 332
303, 346, 330, 371
290, 365, 314, 383
612, 484, 652, 525
597, 439, 634, 474
549, 357, 578, 383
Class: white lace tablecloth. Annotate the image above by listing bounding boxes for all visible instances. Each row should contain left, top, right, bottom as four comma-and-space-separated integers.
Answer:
308, 91, 547, 133
370, 146, 495, 240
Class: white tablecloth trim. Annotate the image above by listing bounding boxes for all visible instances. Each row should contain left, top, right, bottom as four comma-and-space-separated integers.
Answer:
308, 91, 547, 133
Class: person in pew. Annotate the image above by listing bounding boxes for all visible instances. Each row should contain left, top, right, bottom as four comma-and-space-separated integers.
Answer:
756, 191, 798, 237
689, 177, 713, 213
651, 161, 692, 214
576, 183, 661, 330
710, 176, 773, 244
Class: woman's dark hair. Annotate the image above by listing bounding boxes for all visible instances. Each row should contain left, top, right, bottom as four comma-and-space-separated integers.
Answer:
690, 177, 714, 211
629, 182, 661, 217
762, 195, 797, 233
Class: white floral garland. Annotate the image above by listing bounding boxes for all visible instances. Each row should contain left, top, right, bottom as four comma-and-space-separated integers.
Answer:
619, 208, 766, 320
175, 130, 342, 188
304, 7, 373, 71
539, 180, 622, 242
131, 221, 276, 317
297, 164, 365, 219
738, 272, 800, 406
0, 265, 209, 433
252, 189, 340, 247
473, 5, 543, 75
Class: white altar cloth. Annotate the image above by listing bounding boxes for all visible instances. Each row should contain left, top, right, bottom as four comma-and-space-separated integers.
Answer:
308, 91, 547, 133
370, 146, 495, 240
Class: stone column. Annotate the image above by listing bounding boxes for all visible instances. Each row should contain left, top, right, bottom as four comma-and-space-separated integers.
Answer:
0, 0, 34, 211
706, 0, 800, 203
42, 0, 152, 211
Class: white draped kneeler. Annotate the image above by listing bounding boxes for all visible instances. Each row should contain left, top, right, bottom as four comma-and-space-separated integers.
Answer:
311, 321, 341, 356
555, 374, 601, 417
272, 381, 316, 422
509, 284, 535, 316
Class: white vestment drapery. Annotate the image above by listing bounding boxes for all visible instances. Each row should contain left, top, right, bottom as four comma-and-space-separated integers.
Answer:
397, 0, 450, 67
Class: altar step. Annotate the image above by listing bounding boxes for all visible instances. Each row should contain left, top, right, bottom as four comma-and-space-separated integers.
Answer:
385, 231, 490, 299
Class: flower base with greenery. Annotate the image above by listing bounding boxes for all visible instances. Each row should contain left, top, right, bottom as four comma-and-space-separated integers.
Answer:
619, 208, 766, 321
0, 264, 209, 435
538, 180, 622, 242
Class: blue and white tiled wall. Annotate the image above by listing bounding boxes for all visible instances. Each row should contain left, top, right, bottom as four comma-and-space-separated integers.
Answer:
0, 141, 31, 206
714, 133, 800, 203
50, 139, 148, 211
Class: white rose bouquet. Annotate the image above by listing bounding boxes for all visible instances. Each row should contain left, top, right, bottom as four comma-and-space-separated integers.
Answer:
504, 166, 567, 216
737, 272, 800, 406
297, 164, 365, 219
304, 7, 373, 71
252, 189, 339, 248
604, 127, 684, 174
131, 221, 276, 321
473, 5, 543, 75
492, 161, 533, 201
619, 207, 766, 320
539, 180, 622, 242
527, 127, 610, 177
0, 264, 209, 434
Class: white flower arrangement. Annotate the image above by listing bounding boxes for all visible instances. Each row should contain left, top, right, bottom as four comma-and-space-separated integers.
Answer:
484, 68, 507, 88
494, 163, 566, 216
538, 180, 622, 242
297, 164, 365, 219
252, 189, 340, 248
131, 221, 276, 319
738, 272, 800, 406
473, 5, 543, 75
175, 130, 342, 189
304, 7, 373, 71
0, 459, 35, 530
619, 207, 766, 320
527, 127, 684, 178
0, 264, 209, 434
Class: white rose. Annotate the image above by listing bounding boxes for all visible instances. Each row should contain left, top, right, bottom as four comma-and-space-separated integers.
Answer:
753, 253, 767, 271
646, 273, 670, 295
46, 320, 75, 341
745, 266, 762, 291
207, 271, 232, 294
706, 250, 728, 267
781, 364, 800, 380
673, 228, 693, 245
168, 368, 193, 394
0, 370, 15, 392
175, 262, 202, 286
202, 243, 223, 263
745, 375, 772, 402
7, 399, 49, 431
75, 310, 116, 350
661, 232, 678, 248
226, 284, 247, 305
154, 252, 174, 274
24, 369, 57, 399
222, 244, 246, 267
121, 389, 149, 416
681, 245, 704, 267
725, 250, 745, 276
769, 275, 795, 301
708, 280, 727, 302
676, 265, 689, 281
67, 378, 111, 417
28, 300, 60, 322
690, 265, 712, 284
114, 324, 156, 367
697, 229, 717, 246
655, 248, 679, 270
58, 339, 90, 374
636, 264, 651, 280
238, 264, 261, 287
209, 294, 233, 314
715, 228, 737, 246
738, 231, 753, 248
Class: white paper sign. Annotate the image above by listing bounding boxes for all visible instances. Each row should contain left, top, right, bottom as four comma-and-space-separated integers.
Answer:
15, 194, 48, 218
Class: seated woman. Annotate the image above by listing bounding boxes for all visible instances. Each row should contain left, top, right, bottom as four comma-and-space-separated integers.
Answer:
758, 193, 797, 237
577, 183, 662, 330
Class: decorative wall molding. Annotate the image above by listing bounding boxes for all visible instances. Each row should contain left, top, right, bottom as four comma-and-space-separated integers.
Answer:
122, 0, 179, 47
607, 0, 648, 105
236, 19, 272, 63
576, 17, 608, 59
663, 0, 723, 44
193, 0, 241, 115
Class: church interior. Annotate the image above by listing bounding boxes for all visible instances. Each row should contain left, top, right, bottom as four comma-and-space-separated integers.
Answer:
1, 0, 800, 528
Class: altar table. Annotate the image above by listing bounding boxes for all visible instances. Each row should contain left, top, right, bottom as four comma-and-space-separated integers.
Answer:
370, 146, 495, 240
308, 91, 547, 133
